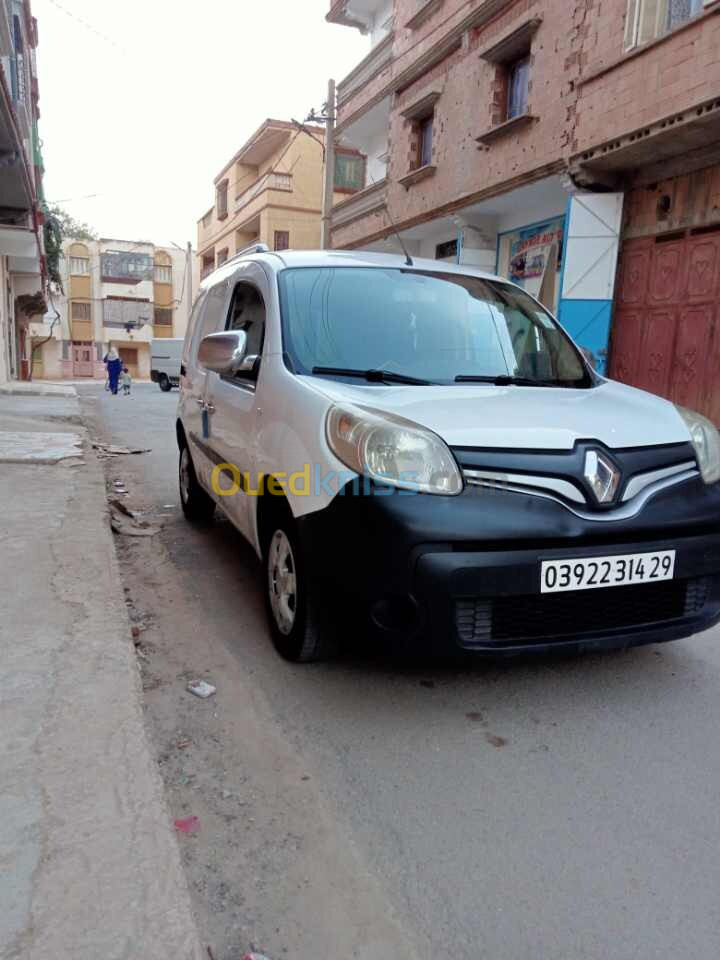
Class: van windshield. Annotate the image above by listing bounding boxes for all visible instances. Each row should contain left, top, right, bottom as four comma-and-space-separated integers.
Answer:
277, 267, 592, 388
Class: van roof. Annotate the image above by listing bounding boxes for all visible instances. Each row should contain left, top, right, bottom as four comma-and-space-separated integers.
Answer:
200, 248, 503, 291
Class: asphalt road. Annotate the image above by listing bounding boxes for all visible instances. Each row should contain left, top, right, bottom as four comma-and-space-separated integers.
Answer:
84, 381, 720, 960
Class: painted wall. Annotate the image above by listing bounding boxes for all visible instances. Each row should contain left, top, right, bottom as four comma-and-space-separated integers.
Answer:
32, 238, 193, 379
197, 123, 326, 263
558, 193, 624, 375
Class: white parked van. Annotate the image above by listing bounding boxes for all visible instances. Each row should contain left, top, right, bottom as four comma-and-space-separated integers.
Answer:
151, 338, 183, 391
177, 245, 720, 662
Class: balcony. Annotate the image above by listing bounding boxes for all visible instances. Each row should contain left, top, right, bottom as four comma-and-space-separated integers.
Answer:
101, 251, 153, 285
103, 298, 151, 330
337, 31, 393, 107
327, 0, 394, 45
0, 74, 32, 222
331, 177, 388, 230
335, 96, 391, 188
571, 95, 720, 188
235, 171, 293, 215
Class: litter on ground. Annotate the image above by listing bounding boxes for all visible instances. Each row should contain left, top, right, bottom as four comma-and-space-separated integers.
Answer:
93, 441, 151, 456
174, 815, 200, 835
187, 679, 216, 699
108, 498, 162, 537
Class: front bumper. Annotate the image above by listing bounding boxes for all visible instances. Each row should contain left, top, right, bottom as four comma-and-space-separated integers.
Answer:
297, 476, 720, 654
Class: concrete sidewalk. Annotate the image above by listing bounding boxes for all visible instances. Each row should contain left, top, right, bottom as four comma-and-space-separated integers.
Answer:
0, 379, 78, 398
0, 392, 204, 960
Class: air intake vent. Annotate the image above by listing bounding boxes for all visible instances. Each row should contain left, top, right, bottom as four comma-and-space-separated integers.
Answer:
455, 579, 702, 649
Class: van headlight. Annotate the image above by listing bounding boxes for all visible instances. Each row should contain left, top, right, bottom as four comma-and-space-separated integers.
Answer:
677, 406, 720, 485
326, 404, 463, 495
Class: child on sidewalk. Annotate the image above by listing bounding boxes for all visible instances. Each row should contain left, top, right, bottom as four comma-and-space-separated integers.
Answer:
121, 367, 132, 396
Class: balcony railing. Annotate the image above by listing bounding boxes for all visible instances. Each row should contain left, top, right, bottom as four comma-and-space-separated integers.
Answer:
331, 177, 388, 230
235, 172, 293, 214
102, 298, 151, 329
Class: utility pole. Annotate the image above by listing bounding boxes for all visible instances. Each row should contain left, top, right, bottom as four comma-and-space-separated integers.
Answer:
321, 79, 336, 250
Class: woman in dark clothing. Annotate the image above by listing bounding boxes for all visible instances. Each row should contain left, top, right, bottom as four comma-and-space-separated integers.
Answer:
104, 346, 123, 395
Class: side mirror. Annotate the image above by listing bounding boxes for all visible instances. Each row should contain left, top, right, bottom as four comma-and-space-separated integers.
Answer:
197, 331, 248, 377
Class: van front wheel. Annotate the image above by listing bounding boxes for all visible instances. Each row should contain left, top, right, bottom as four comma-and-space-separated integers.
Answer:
265, 521, 331, 662
159, 374, 172, 392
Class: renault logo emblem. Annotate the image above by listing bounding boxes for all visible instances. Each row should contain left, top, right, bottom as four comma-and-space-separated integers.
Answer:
584, 450, 621, 505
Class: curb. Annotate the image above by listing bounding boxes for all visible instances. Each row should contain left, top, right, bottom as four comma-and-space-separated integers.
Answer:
0, 383, 78, 398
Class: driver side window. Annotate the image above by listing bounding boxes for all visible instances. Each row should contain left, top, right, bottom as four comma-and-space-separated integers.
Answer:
226, 282, 266, 363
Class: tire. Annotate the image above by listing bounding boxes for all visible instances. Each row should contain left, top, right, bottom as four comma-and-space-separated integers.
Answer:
159, 374, 172, 392
179, 442, 215, 523
263, 512, 332, 663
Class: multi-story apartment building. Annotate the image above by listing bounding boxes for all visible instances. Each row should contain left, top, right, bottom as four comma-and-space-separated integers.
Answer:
0, 0, 47, 383
197, 118, 333, 277
29, 238, 196, 380
328, 0, 720, 422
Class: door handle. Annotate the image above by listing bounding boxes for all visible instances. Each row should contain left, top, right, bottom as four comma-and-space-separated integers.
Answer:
194, 397, 205, 406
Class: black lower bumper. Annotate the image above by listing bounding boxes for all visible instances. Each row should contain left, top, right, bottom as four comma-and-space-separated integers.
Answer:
297, 476, 720, 654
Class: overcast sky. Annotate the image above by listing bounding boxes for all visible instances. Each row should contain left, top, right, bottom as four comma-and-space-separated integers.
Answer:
35, 0, 367, 247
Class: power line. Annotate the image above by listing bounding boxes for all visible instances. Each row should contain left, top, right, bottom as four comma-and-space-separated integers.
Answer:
46, 0, 130, 55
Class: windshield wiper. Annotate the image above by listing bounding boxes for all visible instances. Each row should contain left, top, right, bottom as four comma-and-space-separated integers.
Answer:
312, 366, 434, 386
455, 374, 573, 387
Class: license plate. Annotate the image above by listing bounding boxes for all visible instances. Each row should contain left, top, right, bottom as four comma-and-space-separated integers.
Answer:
541, 550, 676, 594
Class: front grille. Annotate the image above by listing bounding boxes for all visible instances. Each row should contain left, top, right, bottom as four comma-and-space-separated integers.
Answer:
456, 578, 709, 649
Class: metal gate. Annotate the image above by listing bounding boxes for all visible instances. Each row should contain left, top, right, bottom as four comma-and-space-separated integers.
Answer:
72, 341, 94, 377
610, 225, 720, 424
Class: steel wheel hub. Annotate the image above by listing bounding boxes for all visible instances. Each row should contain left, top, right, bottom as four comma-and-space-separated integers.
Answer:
179, 448, 191, 503
268, 530, 297, 635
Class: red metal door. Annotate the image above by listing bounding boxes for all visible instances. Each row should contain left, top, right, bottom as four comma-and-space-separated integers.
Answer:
610, 227, 720, 424
72, 341, 93, 377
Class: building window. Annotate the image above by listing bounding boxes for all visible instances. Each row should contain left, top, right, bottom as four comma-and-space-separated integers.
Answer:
418, 115, 434, 168
154, 264, 172, 284
625, 0, 703, 48
201, 251, 215, 279
217, 248, 229, 266
70, 256, 90, 276
507, 56, 530, 120
274, 231, 290, 251
334, 152, 366, 193
71, 301, 91, 321
435, 239, 458, 260
154, 308, 173, 326
11, 15, 26, 104
216, 180, 229, 220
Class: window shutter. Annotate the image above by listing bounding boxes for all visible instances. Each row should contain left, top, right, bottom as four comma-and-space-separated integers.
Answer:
334, 154, 365, 191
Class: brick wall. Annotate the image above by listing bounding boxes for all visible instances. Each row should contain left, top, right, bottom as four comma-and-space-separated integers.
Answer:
574, 2, 720, 153
331, 0, 720, 248
335, 0, 580, 245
